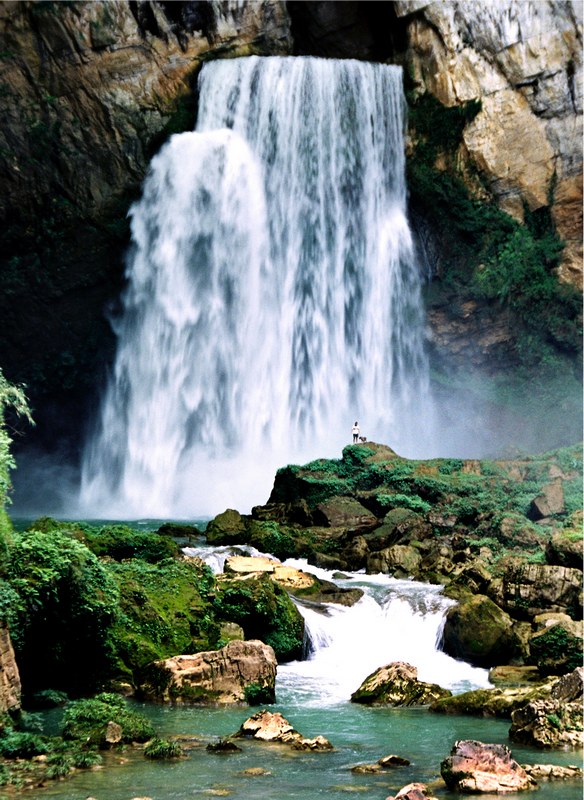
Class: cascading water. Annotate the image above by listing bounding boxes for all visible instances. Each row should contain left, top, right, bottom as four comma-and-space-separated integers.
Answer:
80, 55, 436, 519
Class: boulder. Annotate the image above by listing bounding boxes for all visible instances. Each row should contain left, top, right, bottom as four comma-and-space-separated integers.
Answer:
385, 783, 433, 800
441, 595, 522, 668
236, 710, 332, 750
509, 668, 583, 749
545, 531, 583, 569
139, 640, 277, 705
527, 479, 565, 520
501, 562, 583, 619
366, 545, 422, 578
527, 614, 583, 676
206, 509, 248, 545
351, 661, 451, 706
313, 496, 378, 531
363, 508, 431, 549
429, 680, 555, 718
522, 763, 583, 781
440, 740, 535, 793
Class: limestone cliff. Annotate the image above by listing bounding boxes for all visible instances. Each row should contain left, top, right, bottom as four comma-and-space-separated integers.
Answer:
395, 0, 582, 288
0, 624, 21, 715
0, 0, 291, 225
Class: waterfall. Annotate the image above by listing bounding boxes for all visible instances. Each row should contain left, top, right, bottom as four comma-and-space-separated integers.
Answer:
80, 55, 436, 519
278, 564, 491, 707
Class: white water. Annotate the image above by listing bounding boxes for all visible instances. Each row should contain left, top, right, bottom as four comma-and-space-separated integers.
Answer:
277, 562, 491, 706
185, 545, 491, 706
80, 55, 436, 519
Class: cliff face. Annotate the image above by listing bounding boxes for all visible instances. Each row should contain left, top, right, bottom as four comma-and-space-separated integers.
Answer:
395, 0, 583, 288
0, 1, 580, 464
1, 0, 291, 225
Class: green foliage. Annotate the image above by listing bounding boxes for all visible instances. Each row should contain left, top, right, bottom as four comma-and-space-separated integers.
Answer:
62, 693, 155, 746
0, 731, 49, 759
546, 713, 562, 730
2, 530, 119, 693
75, 523, 180, 562
244, 682, 274, 706
0, 369, 33, 536
26, 689, 68, 710
375, 493, 431, 514
144, 737, 183, 759
213, 576, 304, 662
528, 624, 583, 676
248, 520, 297, 559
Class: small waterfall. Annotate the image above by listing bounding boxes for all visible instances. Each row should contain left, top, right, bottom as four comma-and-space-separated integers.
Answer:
279, 560, 491, 706
80, 55, 436, 519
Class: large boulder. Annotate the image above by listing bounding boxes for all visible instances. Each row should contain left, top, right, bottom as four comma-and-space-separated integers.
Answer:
205, 509, 249, 545
350, 661, 451, 706
366, 545, 422, 578
313, 496, 378, 531
545, 530, 583, 569
430, 680, 555, 719
440, 740, 535, 793
527, 479, 565, 520
139, 640, 277, 705
527, 614, 583, 676
441, 595, 522, 667
501, 563, 583, 620
509, 667, 584, 749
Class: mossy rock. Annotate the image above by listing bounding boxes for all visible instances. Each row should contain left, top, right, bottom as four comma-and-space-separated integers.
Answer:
441, 595, 523, 668
351, 661, 451, 706
527, 621, 584, 676
213, 575, 304, 662
206, 509, 249, 545
429, 682, 554, 718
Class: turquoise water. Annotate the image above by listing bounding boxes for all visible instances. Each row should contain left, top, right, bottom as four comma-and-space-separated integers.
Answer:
36, 701, 583, 800
32, 561, 583, 800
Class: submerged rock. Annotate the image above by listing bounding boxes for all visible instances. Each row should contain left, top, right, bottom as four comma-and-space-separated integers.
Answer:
440, 739, 535, 793
350, 661, 451, 706
385, 783, 433, 800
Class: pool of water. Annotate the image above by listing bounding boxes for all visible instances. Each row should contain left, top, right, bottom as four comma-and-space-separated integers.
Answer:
37, 700, 583, 800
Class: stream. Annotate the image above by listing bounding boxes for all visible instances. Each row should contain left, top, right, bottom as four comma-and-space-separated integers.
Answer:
34, 540, 582, 800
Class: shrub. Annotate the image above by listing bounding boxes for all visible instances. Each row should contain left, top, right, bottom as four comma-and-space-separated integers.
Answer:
62, 693, 155, 746
144, 737, 183, 759
244, 682, 275, 705
0, 731, 49, 758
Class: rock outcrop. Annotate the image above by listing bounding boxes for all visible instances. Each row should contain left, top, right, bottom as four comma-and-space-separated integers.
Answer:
440, 739, 535, 793
350, 661, 451, 706
139, 639, 277, 705
236, 709, 333, 750
395, 0, 583, 287
0, 625, 21, 715
509, 667, 584, 748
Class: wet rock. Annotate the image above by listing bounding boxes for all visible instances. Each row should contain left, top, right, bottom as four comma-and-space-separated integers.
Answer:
379, 754, 411, 768
351, 661, 451, 706
206, 739, 242, 753
440, 739, 535, 793
509, 668, 584, 749
366, 544, 422, 578
206, 509, 248, 545
385, 783, 433, 800
441, 595, 522, 667
140, 640, 276, 705
430, 680, 555, 719
236, 710, 332, 750
522, 763, 583, 781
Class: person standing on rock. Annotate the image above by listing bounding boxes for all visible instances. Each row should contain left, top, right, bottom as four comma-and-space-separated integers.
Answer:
352, 421, 360, 443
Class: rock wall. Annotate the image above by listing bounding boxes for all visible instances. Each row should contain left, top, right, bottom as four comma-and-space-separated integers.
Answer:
0, 0, 291, 225
394, 0, 583, 288
0, 624, 21, 715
